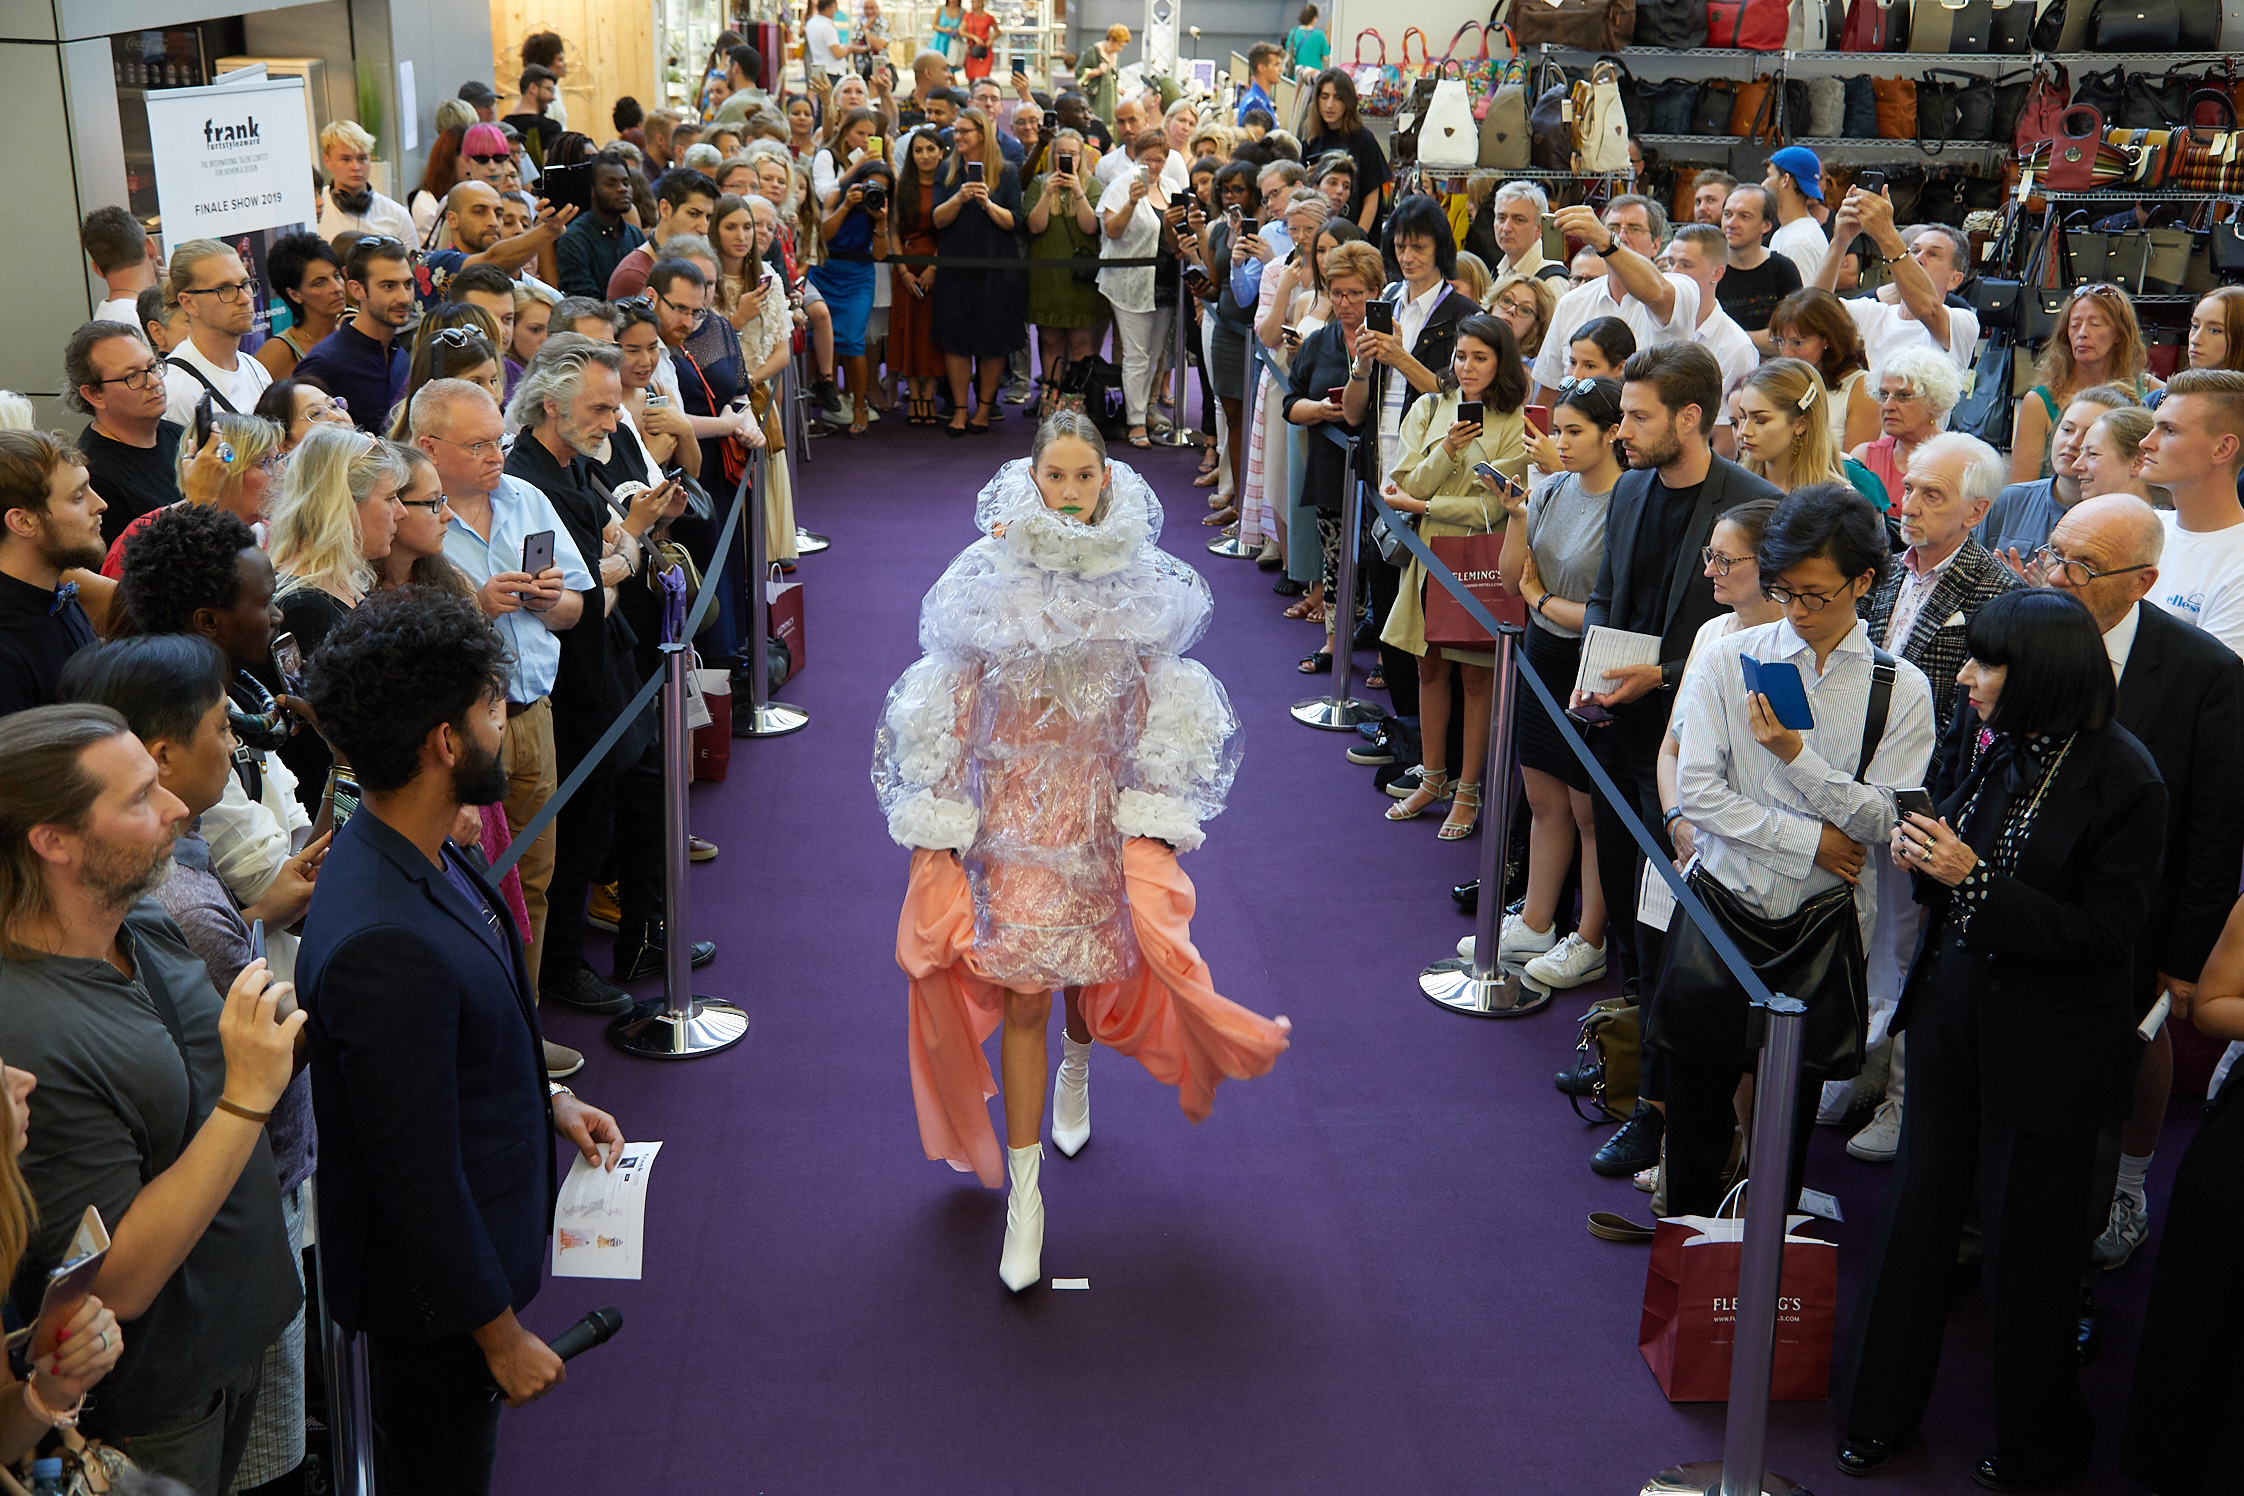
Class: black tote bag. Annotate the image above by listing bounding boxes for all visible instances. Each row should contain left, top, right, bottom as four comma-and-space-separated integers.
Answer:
2090, 0, 2180, 49
1636, 0, 1710, 47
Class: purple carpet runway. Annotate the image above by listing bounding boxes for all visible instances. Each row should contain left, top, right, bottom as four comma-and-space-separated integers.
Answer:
491, 411, 2183, 1494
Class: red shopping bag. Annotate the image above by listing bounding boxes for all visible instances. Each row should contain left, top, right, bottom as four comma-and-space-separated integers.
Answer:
1421, 530, 1525, 648
1638, 1210, 1837, 1402
692, 668, 732, 782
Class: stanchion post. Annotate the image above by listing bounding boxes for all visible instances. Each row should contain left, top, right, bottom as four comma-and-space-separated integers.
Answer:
314, 1250, 377, 1496
1639, 995, 1813, 1496
732, 448, 809, 738
1207, 339, 1256, 559
609, 573, 752, 1060
1156, 299, 1194, 447
1418, 622, 1546, 1017
1292, 436, 1378, 729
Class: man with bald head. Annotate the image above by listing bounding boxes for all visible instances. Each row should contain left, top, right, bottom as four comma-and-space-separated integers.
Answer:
419, 179, 579, 311
1976, 493, 2244, 1327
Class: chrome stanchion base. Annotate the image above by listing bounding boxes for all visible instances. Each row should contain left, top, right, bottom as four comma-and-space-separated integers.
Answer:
1639, 1460, 1811, 1495
733, 700, 810, 738
1206, 534, 1252, 557
794, 528, 831, 554
1290, 694, 1380, 730
608, 998, 751, 1059
1418, 956, 1551, 1018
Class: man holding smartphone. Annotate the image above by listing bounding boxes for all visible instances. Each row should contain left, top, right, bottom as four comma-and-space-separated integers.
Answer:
412, 380, 591, 1073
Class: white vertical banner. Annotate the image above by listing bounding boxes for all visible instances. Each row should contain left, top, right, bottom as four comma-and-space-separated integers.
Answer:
144, 76, 316, 243
398, 61, 420, 154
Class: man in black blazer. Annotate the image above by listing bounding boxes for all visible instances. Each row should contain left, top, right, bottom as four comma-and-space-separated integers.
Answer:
296, 588, 624, 1496
2030, 494, 2244, 1339
1570, 342, 1783, 1177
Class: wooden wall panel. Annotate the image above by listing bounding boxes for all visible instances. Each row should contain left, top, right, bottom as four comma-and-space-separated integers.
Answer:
488, 0, 654, 139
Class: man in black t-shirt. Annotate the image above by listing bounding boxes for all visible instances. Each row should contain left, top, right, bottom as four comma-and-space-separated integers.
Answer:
1715, 185, 1802, 355
0, 431, 105, 718
66, 322, 184, 546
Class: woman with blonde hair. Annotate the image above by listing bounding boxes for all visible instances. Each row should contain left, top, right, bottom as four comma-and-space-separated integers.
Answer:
1734, 357, 1888, 506
99, 412, 282, 578
1451, 251, 1495, 310
2077, 406, 2163, 506
266, 425, 408, 806
2012, 282, 2161, 482
1850, 346, 1962, 501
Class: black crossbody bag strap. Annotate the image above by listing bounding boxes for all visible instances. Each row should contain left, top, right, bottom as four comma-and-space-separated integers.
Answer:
164, 357, 239, 414
1854, 645, 1897, 784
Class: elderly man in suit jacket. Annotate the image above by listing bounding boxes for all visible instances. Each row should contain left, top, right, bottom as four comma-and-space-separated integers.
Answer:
295, 588, 624, 1496
1835, 431, 2023, 1160
2028, 493, 2244, 1354
1567, 342, 1783, 1180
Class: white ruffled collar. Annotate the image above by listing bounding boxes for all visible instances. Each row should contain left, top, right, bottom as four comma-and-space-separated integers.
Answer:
974, 458, 1165, 580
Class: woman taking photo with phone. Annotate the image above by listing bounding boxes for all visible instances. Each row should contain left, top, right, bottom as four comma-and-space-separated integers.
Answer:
1272, 219, 1366, 615
1097, 129, 1175, 448
1378, 313, 1529, 840
807, 156, 893, 438
890, 128, 953, 425
1283, 239, 1382, 673
933, 108, 1026, 436
1496, 376, 1626, 989
1021, 128, 1107, 408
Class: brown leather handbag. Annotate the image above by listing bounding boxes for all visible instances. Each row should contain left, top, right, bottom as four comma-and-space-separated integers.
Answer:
1728, 75, 1777, 137
1872, 75, 1917, 140
1509, 0, 1639, 51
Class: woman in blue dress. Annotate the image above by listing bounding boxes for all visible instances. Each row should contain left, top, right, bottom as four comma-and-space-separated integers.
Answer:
930, 107, 1026, 436
807, 157, 895, 438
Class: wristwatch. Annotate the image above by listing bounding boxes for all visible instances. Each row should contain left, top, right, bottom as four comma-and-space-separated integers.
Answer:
1596, 237, 1625, 258
548, 1081, 573, 1099
1662, 807, 1686, 833
1534, 591, 1554, 618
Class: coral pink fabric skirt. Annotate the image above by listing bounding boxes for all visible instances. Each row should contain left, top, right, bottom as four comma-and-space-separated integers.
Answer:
896, 839, 1291, 1188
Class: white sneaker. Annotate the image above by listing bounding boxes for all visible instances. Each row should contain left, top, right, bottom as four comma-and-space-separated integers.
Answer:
1523, 934, 1607, 991
1000, 1143, 1044, 1292
2092, 1191, 2150, 1270
1497, 914, 1558, 966
1457, 935, 1475, 960
1846, 1098, 1903, 1163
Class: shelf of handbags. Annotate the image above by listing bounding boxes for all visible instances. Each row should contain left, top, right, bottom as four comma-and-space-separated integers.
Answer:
1528, 44, 2242, 71
1636, 133, 2007, 159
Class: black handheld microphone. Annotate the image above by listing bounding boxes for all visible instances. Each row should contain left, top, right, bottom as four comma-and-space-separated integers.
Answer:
486, 1307, 622, 1401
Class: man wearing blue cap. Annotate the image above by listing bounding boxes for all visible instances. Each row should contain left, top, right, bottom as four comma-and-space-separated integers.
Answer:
1764, 146, 1829, 286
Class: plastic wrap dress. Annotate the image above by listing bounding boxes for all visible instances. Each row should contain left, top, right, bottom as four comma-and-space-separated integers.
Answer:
873, 457, 1291, 1187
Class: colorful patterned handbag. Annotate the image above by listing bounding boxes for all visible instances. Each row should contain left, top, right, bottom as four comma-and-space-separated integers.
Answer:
1353, 31, 1404, 117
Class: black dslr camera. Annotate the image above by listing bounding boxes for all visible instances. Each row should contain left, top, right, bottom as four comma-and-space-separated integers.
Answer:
860, 179, 888, 210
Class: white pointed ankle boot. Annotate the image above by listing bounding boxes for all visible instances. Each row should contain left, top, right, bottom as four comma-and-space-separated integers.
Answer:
999, 1143, 1044, 1292
1052, 1033, 1092, 1157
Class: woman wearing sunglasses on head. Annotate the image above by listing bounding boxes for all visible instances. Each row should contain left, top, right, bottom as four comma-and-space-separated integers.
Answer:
2011, 282, 2161, 485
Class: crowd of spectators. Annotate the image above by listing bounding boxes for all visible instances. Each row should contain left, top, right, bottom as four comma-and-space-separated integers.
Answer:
0, 10, 2241, 1495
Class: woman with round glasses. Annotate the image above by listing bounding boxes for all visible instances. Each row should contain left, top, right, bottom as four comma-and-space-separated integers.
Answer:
1840, 588, 2163, 1489
1848, 347, 1960, 506
2012, 282, 2161, 485
1487, 272, 1557, 375
254, 377, 355, 453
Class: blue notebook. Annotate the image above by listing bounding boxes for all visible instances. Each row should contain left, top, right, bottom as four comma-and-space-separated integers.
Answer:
1740, 656, 1815, 731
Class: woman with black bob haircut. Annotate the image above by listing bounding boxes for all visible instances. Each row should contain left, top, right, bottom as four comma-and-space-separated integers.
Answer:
1379, 191, 1459, 286
1837, 586, 2166, 1489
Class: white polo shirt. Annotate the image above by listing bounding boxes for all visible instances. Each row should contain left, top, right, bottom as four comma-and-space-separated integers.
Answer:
1848, 292, 1979, 373
1694, 304, 1758, 429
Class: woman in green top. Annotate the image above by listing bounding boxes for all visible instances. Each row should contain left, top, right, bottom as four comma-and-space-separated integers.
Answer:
2010, 282, 2160, 484
1284, 6, 1330, 76
1022, 130, 1111, 391
1077, 23, 1128, 126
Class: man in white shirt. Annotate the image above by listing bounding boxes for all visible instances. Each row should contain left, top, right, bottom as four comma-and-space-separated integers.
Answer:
1094, 96, 1150, 188
1813, 194, 1978, 372
2137, 368, 2244, 657
1488, 182, 1567, 282
806, 0, 847, 84
1764, 146, 1830, 285
1660, 224, 1755, 454
81, 206, 158, 326
159, 240, 274, 427
315, 120, 418, 246
1670, 483, 1934, 1216
1534, 196, 1699, 405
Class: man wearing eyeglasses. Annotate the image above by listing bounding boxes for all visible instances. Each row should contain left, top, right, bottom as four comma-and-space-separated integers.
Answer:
158, 240, 274, 431
1534, 197, 1699, 410
314, 120, 416, 246
1830, 431, 2020, 1163
292, 238, 414, 436
66, 321, 184, 545
1812, 188, 1976, 373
